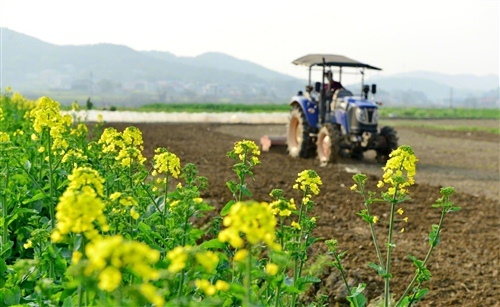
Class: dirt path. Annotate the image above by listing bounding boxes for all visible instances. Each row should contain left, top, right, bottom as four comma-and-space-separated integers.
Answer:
105, 120, 499, 306
215, 120, 500, 201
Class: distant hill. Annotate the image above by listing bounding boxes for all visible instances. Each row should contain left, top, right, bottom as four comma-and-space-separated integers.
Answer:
1, 27, 498, 108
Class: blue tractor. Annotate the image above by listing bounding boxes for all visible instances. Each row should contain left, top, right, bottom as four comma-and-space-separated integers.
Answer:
287, 54, 398, 164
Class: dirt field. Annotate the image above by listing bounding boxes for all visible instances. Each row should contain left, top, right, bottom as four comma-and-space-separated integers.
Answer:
106, 120, 499, 306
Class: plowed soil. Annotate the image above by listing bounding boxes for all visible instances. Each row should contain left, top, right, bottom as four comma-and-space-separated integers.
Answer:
105, 120, 499, 306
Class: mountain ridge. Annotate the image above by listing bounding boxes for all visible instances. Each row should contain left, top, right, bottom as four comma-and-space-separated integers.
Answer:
1, 27, 498, 107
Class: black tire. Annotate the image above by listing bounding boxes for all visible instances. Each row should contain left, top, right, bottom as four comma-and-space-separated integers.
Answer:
287, 107, 316, 158
316, 123, 341, 164
350, 148, 364, 160
376, 126, 399, 163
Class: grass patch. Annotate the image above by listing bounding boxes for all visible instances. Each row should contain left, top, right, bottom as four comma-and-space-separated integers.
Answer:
380, 120, 500, 134
130, 103, 290, 113
379, 107, 500, 119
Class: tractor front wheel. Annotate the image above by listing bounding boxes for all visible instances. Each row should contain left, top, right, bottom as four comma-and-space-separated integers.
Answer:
376, 126, 399, 163
316, 123, 342, 164
287, 107, 316, 158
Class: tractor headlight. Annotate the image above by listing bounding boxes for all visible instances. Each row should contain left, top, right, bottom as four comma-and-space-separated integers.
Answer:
355, 108, 367, 123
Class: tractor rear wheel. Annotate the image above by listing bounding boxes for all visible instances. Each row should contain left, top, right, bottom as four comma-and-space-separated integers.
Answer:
376, 126, 399, 163
316, 123, 342, 164
287, 107, 316, 158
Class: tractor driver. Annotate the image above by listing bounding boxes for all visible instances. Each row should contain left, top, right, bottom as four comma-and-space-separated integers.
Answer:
324, 71, 344, 97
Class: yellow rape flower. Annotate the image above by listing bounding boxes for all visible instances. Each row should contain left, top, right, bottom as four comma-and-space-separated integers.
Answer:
195, 279, 216, 296
269, 198, 296, 217
72, 251, 83, 264
52, 167, 107, 242
153, 148, 181, 179
218, 201, 280, 251
291, 221, 301, 230
23, 239, 33, 249
233, 249, 248, 262
195, 251, 219, 272
215, 280, 230, 291
397, 208, 404, 215
0, 132, 10, 143
232, 139, 260, 164
380, 145, 418, 196
140, 283, 165, 307
265, 263, 279, 276
98, 126, 146, 167
130, 208, 140, 220
166, 245, 191, 273
85, 235, 160, 292
294, 170, 322, 195
98, 266, 122, 292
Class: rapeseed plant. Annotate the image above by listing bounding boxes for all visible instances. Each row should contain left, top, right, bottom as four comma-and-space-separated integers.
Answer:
338, 145, 460, 307
1, 92, 463, 307
51, 167, 108, 242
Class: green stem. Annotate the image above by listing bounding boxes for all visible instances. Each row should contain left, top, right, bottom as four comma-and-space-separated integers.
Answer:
291, 189, 308, 307
176, 207, 191, 298
395, 210, 447, 306
46, 131, 55, 230
1, 160, 9, 257
162, 172, 169, 242
384, 196, 398, 307
77, 235, 87, 307
279, 217, 284, 250
361, 187, 384, 267
333, 251, 356, 307
176, 271, 185, 298
236, 150, 248, 202
244, 244, 252, 306
77, 284, 83, 307
274, 281, 282, 307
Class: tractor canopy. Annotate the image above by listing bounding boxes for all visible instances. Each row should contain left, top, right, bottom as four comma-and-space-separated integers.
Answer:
292, 54, 382, 70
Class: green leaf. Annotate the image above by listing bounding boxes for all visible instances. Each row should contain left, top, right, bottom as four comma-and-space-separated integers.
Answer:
239, 184, 252, 197
347, 283, 367, 307
24, 160, 32, 171
299, 275, 321, 284
447, 206, 461, 212
0, 258, 6, 274
429, 224, 440, 246
189, 228, 204, 240
414, 288, 429, 300
138, 222, 152, 232
62, 296, 75, 307
282, 285, 302, 294
0, 241, 14, 258
3, 287, 21, 305
221, 200, 236, 216
368, 262, 386, 277
296, 275, 321, 290
199, 238, 226, 250
22, 192, 47, 204
225, 181, 238, 193
305, 236, 319, 247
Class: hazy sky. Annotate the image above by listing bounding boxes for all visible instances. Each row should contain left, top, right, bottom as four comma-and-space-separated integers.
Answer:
1, 0, 498, 81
